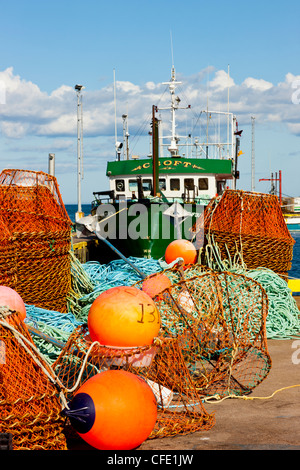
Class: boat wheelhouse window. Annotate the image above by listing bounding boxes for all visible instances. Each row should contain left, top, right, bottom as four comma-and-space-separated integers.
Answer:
184, 178, 194, 190
129, 179, 138, 192
170, 178, 180, 191
159, 178, 166, 190
115, 179, 125, 192
217, 180, 226, 194
198, 178, 209, 190
142, 179, 152, 192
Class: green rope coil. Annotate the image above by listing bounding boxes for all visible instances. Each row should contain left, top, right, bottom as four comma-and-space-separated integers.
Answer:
24, 250, 300, 366
246, 268, 300, 340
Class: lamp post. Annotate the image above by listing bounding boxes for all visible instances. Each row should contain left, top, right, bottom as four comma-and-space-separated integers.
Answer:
75, 84, 85, 221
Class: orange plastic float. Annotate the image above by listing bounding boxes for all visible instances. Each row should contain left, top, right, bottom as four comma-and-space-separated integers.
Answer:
63, 370, 157, 450
142, 273, 172, 298
165, 239, 197, 265
88, 285, 160, 347
0, 286, 26, 320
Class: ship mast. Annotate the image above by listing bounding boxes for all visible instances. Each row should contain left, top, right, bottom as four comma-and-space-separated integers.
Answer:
160, 66, 190, 158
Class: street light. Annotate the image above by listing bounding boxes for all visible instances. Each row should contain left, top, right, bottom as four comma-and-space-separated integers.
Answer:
75, 84, 85, 221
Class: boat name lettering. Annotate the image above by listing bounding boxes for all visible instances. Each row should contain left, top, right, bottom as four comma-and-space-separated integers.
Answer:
131, 160, 203, 172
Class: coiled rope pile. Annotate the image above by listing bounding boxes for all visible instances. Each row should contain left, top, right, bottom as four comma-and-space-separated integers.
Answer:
24, 252, 300, 366
246, 268, 300, 340
24, 255, 162, 362
200, 233, 300, 340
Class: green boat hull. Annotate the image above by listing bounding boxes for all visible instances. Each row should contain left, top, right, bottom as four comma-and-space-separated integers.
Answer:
95, 200, 203, 261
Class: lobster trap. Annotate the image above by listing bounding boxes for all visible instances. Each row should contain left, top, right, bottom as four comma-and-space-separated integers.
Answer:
194, 190, 295, 278
0, 169, 73, 312
0, 307, 67, 450
154, 270, 272, 398
52, 326, 215, 440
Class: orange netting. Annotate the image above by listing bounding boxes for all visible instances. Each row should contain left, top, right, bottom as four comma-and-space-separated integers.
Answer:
0, 308, 67, 450
52, 328, 215, 440
153, 270, 271, 398
0, 169, 73, 312
193, 189, 295, 278
52, 264, 271, 442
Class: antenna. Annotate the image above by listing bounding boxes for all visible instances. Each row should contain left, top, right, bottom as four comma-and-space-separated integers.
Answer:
113, 69, 123, 160
227, 64, 230, 156
251, 116, 256, 191
74, 84, 85, 220
170, 30, 174, 68
206, 68, 209, 158
114, 69, 117, 146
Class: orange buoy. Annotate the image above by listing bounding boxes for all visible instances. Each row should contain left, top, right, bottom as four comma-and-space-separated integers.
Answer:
165, 239, 197, 265
63, 370, 157, 450
142, 273, 172, 299
0, 286, 26, 320
88, 285, 160, 347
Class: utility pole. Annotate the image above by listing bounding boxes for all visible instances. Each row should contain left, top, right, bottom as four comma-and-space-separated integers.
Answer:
75, 84, 84, 221
152, 105, 159, 197
122, 114, 130, 160
259, 170, 282, 205
251, 116, 255, 191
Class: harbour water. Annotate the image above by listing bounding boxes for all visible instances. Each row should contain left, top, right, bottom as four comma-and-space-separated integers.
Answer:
66, 204, 300, 279
65, 204, 91, 223
290, 232, 300, 279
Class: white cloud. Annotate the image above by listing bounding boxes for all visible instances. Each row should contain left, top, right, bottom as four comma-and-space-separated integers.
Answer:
1, 66, 300, 203
287, 122, 300, 135
116, 81, 141, 94
209, 70, 235, 90
145, 81, 156, 90
50, 85, 74, 99
0, 121, 30, 138
285, 72, 300, 84
243, 77, 273, 91
0, 66, 300, 144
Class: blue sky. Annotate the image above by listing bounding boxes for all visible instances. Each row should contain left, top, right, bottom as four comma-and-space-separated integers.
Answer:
0, 0, 300, 204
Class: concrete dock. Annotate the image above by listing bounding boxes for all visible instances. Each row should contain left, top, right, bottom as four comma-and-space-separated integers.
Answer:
140, 337, 300, 451
69, 235, 300, 451
140, 298, 300, 451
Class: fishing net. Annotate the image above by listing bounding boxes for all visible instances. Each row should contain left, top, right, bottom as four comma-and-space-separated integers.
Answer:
193, 189, 295, 278
52, 326, 215, 440
154, 270, 271, 398
0, 216, 17, 288
0, 169, 73, 312
0, 307, 67, 450
139, 262, 212, 288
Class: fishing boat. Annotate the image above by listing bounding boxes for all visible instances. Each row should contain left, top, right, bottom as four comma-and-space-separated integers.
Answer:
83, 66, 242, 260
259, 171, 300, 233
283, 198, 300, 232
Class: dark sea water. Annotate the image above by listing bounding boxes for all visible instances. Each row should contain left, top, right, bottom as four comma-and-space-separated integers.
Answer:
290, 232, 300, 279
65, 204, 92, 223
65, 204, 300, 279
